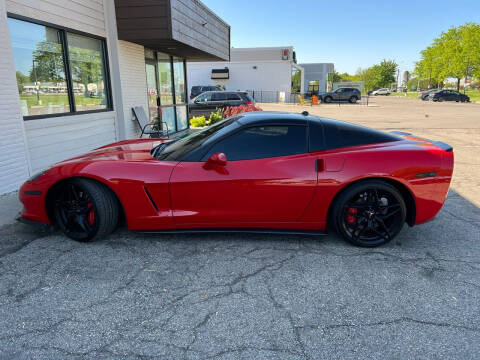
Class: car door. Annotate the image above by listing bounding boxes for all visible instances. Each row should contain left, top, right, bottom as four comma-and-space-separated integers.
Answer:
169, 123, 318, 227
332, 89, 342, 101
211, 92, 227, 109
189, 92, 213, 116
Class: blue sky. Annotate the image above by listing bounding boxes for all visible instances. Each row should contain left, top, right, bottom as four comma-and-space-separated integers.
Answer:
202, 0, 480, 75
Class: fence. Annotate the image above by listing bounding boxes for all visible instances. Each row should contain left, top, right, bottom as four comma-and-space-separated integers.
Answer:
246, 90, 371, 106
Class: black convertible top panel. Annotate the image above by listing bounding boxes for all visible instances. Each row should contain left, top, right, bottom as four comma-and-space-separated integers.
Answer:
309, 118, 401, 152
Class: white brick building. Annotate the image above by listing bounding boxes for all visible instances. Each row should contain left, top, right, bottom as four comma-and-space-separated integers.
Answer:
0, 0, 229, 194
187, 47, 334, 103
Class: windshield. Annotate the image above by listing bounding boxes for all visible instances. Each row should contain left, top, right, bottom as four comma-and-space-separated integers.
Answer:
153, 117, 239, 161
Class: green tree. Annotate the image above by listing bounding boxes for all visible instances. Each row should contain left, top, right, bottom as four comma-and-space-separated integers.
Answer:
415, 23, 480, 91
69, 46, 103, 96
29, 41, 65, 83
15, 71, 30, 92
355, 60, 397, 90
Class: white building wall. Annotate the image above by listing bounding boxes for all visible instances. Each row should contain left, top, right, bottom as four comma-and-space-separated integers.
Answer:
0, 0, 30, 194
188, 61, 293, 100
117, 40, 147, 139
24, 113, 116, 173
6, 0, 107, 37
1, 0, 119, 192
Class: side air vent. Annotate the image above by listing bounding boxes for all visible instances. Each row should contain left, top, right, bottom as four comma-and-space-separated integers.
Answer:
143, 186, 158, 211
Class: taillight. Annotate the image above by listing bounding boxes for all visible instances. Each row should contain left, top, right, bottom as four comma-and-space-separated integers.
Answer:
245, 101, 253, 105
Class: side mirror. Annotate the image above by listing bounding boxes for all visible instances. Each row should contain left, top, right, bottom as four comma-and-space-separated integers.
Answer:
206, 152, 227, 167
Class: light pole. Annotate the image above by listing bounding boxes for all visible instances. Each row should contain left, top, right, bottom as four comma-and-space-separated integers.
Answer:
32, 59, 40, 105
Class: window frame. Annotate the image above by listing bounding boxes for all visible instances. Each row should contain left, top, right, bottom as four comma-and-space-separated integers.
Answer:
7, 13, 113, 121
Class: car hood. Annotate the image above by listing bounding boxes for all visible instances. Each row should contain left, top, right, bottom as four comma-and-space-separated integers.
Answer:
55, 138, 171, 164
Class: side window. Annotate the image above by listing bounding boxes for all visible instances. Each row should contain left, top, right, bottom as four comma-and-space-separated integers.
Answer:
212, 92, 227, 101
196, 93, 212, 102
203, 125, 307, 161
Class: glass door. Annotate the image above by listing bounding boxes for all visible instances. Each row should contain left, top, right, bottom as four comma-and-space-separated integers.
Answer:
145, 61, 159, 125
145, 50, 188, 134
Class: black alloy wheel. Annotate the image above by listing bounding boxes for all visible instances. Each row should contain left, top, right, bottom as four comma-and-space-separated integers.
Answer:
54, 178, 119, 242
324, 96, 332, 103
349, 96, 358, 104
332, 181, 406, 247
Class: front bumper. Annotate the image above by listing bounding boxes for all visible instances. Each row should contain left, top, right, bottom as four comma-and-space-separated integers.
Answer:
16, 213, 54, 232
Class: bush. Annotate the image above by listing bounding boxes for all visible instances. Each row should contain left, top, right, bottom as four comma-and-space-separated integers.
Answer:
207, 109, 224, 125
189, 116, 206, 128
224, 105, 263, 118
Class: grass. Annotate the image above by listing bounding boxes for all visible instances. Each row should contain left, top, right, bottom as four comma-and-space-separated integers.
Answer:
389, 92, 420, 98
389, 89, 480, 103
20, 94, 103, 107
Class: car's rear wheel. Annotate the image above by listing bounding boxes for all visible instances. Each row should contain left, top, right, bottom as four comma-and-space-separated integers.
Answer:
349, 96, 358, 104
54, 178, 119, 242
324, 96, 332, 103
332, 180, 406, 247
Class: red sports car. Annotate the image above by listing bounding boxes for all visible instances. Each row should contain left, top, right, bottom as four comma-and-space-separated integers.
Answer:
18, 112, 454, 247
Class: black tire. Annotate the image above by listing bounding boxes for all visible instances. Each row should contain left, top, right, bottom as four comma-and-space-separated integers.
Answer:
324, 96, 332, 103
349, 96, 358, 104
54, 178, 119, 242
331, 180, 406, 247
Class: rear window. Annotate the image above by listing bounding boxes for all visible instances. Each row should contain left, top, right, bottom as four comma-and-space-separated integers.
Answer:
226, 93, 241, 100
309, 119, 401, 151
240, 93, 253, 102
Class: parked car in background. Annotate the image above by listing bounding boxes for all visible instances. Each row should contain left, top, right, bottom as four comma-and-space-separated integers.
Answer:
371, 88, 391, 96
190, 85, 224, 100
418, 88, 439, 100
189, 91, 254, 117
321, 87, 361, 103
428, 90, 470, 102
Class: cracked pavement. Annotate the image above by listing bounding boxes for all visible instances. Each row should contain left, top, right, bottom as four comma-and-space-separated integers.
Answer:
1, 97, 480, 359
0, 190, 479, 359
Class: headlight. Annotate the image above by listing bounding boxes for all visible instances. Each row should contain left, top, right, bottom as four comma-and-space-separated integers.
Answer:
27, 169, 48, 182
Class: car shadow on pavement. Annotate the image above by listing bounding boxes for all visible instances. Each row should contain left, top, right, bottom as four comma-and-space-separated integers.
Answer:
0, 189, 479, 359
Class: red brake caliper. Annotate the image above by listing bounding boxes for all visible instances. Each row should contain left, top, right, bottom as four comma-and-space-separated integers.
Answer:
87, 202, 95, 225
346, 208, 357, 224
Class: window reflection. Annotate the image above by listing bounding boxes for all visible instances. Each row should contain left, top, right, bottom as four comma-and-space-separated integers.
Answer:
67, 33, 107, 111
8, 18, 69, 116
157, 52, 173, 105
173, 58, 186, 104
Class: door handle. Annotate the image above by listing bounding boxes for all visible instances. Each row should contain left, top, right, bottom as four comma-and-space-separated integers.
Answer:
315, 159, 324, 172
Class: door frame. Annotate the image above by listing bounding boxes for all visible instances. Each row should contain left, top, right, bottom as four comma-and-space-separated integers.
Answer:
144, 52, 189, 134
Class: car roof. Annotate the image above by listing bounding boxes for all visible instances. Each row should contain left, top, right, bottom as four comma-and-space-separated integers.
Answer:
200, 90, 246, 95
235, 111, 316, 126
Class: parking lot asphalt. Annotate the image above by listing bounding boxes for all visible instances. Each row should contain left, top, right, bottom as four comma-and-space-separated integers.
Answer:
1, 97, 479, 359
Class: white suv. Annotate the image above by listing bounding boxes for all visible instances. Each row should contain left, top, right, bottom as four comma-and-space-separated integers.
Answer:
372, 88, 391, 96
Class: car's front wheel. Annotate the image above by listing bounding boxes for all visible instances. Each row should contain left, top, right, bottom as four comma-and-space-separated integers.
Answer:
332, 180, 406, 247
324, 96, 332, 103
54, 178, 119, 242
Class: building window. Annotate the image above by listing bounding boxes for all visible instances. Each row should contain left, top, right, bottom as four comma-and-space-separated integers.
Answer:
8, 16, 112, 119
291, 67, 301, 93
67, 33, 108, 112
308, 80, 320, 93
